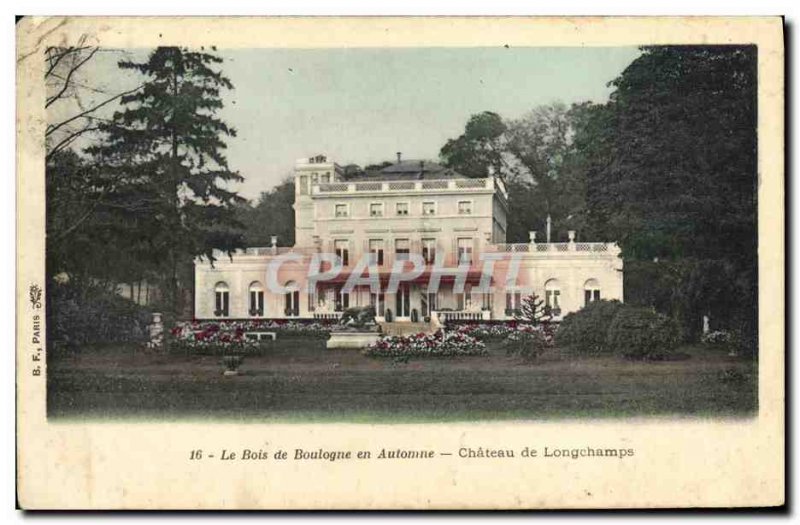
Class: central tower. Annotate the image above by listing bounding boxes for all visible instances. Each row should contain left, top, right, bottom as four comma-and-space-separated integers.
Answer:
293, 154, 343, 247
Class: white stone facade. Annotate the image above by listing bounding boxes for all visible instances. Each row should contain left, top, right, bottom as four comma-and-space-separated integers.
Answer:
195, 155, 623, 322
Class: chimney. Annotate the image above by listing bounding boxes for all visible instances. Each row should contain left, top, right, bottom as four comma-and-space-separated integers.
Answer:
270, 235, 278, 255
396, 152, 402, 163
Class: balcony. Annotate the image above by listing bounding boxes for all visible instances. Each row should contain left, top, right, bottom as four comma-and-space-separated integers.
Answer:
312, 177, 502, 196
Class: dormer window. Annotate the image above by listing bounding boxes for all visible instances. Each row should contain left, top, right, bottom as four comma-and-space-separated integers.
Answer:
335, 204, 348, 218
370, 203, 384, 217
422, 202, 436, 216
396, 202, 409, 216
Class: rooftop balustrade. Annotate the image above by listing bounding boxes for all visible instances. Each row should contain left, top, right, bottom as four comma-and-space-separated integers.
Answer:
312, 177, 506, 198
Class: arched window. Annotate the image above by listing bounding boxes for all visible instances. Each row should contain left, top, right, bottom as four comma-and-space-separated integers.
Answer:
584, 279, 601, 306
249, 281, 264, 316
284, 281, 300, 317
214, 282, 229, 317
544, 279, 561, 316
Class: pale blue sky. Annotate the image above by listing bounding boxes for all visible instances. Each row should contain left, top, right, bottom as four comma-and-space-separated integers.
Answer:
72, 47, 641, 199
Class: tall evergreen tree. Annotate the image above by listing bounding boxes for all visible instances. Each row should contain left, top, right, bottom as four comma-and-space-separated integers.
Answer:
88, 46, 245, 315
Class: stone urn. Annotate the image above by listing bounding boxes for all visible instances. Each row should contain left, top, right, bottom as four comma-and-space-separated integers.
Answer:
222, 355, 244, 376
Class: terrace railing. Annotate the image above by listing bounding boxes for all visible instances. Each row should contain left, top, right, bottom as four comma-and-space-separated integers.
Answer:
489, 242, 615, 254
432, 310, 490, 322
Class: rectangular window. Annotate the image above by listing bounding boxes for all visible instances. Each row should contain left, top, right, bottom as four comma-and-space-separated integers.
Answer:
482, 292, 492, 311
395, 238, 410, 261
308, 289, 316, 312
369, 203, 384, 217
421, 238, 437, 264
457, 237, 473, 264
335, 287, 350, 312
320, 173, 330, 183
422, 201, 436, 216
369, 239, 384, 265
396, 202, 409, 216
458, 200, 472, 215
370, 292, 385, 316
334, 239, 350, 266
427, 292, 437, 312
505, 291, 522, 316
334, 204, 348, 218
456, 285, 473, 311
421, 292, 437, 316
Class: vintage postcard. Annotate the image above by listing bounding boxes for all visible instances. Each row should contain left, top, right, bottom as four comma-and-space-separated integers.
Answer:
16, 16, 784, 509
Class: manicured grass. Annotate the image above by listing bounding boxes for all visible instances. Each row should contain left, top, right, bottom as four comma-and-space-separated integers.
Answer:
47, 338, 757, 422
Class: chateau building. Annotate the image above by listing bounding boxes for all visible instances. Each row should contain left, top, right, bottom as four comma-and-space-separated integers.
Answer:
194, 154, 623, 322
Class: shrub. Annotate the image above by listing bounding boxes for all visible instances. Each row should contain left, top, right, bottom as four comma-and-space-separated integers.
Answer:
47, 281, 152, 351
701, 330, 732, 345
555, 300, 625, 355
606, 307, 681, 360
363, 330, 487, 358
502, 326, 553, 361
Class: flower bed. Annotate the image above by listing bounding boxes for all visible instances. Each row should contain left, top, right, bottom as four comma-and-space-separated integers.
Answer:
170, 319, 334, 354
363, 330, 487, 358
448, 321, 556, 343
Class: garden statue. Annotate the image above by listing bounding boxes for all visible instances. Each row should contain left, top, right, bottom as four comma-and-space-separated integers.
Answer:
327, 306, 381, 349
146, 312, 164, 350
337, 306, 379, 331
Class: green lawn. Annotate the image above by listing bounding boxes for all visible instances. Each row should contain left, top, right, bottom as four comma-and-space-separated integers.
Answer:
47, 338, 757, 422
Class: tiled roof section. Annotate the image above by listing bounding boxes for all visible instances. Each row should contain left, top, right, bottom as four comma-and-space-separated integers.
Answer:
345, 159, 468, 182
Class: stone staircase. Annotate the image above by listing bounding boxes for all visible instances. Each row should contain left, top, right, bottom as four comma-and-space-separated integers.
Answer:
378, 322, 436, 337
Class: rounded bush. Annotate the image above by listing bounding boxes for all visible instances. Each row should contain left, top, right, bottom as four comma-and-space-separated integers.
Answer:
555, 300, 625, 355
606, 307, 680, 360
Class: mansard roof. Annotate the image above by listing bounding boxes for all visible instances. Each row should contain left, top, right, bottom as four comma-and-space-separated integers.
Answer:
344, 159, 469, 182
